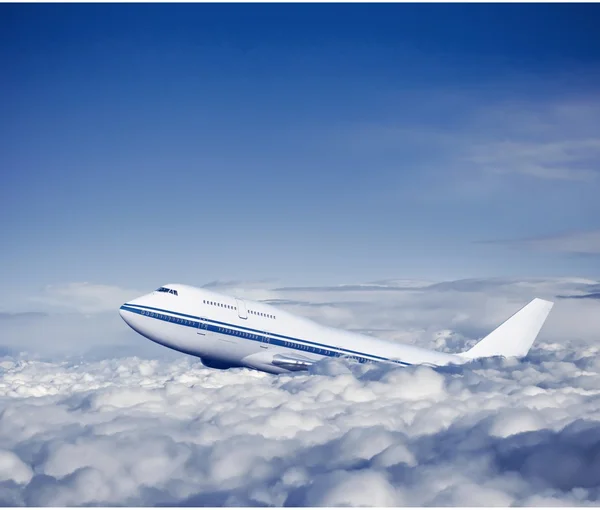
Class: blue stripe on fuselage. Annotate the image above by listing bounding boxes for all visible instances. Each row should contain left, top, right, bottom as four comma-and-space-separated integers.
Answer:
120, 303, 410, 366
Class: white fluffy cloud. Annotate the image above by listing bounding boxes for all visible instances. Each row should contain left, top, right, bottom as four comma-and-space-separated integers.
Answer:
30, 282, 143, 314
1, 277, 600, 505
1, 351, 600, 506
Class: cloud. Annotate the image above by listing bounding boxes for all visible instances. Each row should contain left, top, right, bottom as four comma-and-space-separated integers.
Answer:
466, 138, 600, 182
459, 95, 600, 181
559, 293, 600, 301
1, 350, 600, 506
485, 230, 600, 255
30, 282, 143, 314
339, 95, 600, 186
0, 313, 47, 321
0, 276, 600, 505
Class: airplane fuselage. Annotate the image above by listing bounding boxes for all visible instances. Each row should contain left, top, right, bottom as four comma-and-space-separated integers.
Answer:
119, 283, 464, 374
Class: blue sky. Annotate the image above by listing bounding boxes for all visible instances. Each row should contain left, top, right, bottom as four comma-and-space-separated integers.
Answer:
2, 3, 600, 308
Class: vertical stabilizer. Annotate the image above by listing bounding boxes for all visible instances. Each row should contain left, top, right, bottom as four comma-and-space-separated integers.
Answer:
459, 298, 554, 360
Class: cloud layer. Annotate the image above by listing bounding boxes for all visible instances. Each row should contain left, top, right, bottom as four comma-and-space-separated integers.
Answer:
1, 276, 599, 506
1, 351, 600, 506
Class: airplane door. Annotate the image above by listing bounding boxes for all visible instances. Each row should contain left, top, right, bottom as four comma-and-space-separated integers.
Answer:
261, 331, 270, 349
236, 299, 248, 319
197, 319, 208, 335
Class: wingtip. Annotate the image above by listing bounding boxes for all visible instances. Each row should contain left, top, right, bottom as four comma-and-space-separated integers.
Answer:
532, 297, 554, 309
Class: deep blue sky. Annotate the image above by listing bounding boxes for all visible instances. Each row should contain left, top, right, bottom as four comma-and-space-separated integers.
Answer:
2, 3, 599, 308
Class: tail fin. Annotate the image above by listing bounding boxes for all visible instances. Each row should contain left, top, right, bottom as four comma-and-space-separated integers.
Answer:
459, 298, 554, 360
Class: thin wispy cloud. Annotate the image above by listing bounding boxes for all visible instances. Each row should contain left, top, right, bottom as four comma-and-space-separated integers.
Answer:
467, 138, 600, 182
343, 95, 600, 183
484, 229, 600, 256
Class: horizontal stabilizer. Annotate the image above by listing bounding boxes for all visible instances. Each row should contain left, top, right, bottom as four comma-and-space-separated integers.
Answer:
459, 298, 554, 360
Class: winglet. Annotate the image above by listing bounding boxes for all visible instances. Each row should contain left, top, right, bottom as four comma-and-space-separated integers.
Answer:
459, 298, 554, 360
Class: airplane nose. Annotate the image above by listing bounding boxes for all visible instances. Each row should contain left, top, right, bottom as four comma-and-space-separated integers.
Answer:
119, 294, 153, 329
119, 304, 131, 323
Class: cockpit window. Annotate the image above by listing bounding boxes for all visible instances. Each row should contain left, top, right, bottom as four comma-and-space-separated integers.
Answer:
156, 287, 178, 296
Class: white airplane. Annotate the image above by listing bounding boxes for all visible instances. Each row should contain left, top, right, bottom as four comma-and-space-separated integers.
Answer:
119, 284, 554, 374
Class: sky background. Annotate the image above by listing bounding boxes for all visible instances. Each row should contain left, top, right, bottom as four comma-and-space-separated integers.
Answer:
2, 3, 600, 311
2, 6, 600, 505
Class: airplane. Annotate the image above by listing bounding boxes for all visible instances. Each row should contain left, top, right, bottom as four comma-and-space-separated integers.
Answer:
119, 283, 554, 374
